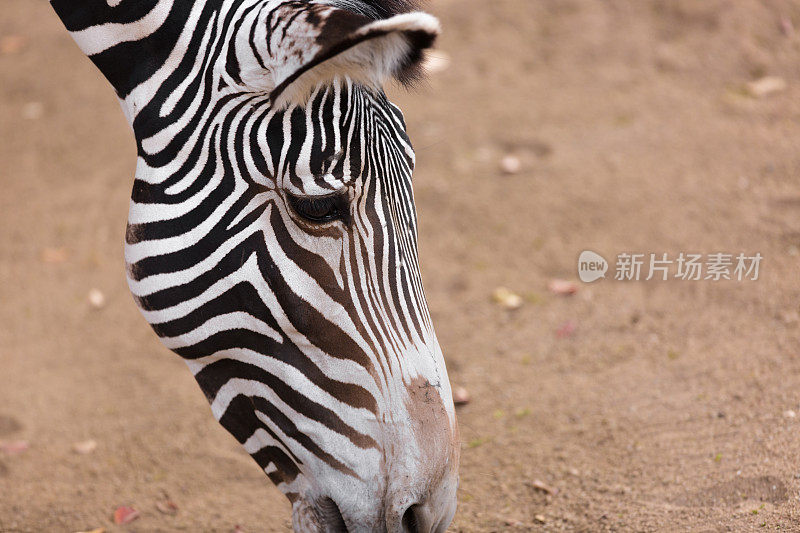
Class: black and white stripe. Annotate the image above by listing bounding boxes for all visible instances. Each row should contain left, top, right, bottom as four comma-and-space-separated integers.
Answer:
51, 1, 458, 531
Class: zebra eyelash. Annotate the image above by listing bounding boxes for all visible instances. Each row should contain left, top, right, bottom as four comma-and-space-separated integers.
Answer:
286, 191, 351, 225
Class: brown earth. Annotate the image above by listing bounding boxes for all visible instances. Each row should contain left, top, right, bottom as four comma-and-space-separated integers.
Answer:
2, 0, 800, 531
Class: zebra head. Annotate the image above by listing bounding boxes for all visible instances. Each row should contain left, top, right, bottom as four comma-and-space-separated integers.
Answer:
51, 0, 459, 530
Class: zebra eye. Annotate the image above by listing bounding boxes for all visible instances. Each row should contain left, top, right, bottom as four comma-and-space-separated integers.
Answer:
287, 193, 348, 224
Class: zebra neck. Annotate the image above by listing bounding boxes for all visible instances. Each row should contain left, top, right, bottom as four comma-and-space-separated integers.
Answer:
51, 0, 199, 98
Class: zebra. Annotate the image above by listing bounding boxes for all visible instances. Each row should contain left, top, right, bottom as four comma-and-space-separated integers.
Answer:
49, 0, 459, 531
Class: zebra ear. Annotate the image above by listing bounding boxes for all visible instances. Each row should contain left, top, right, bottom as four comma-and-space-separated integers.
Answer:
267, 10, 440, 109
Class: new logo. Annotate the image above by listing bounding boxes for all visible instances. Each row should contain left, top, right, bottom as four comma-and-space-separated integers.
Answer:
578, 250, 608, 283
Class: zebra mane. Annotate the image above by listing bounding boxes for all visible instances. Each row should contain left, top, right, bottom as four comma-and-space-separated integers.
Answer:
325, 0, 421, 19
50, 0, 438, 110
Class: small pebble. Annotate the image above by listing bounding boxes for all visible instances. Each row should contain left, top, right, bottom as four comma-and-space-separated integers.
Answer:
784, 410, 796, 419
530, 478, 558, 495
452, 386, 470, 406
499, 155, 522, 175
492, 287, 523, 310
73, 439, 98, 454
746, 76, 787, 98
88, 288, 106, 309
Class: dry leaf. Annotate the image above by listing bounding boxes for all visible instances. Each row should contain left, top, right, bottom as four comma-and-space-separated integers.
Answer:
74, 528, 105, 533
548, 279, 578, 296
156, 499, 179, 515
452, 386, 471, 406
112, 506, 139, 525
492, 287, 523, 310
40, 247, 69, 264
72, 439, 98, 455
556, 320, 577, 338
0, 440, 29, 455
780, 16, 795, 37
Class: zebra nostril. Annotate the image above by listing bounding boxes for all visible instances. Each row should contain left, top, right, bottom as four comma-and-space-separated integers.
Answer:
401, 504, 421, 533
317, 497, 348, 533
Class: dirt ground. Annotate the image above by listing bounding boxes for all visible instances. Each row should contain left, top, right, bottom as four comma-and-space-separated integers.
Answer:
2, 0, 800, 531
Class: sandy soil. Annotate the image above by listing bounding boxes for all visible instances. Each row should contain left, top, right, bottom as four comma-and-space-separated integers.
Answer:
2, 0, 800, 531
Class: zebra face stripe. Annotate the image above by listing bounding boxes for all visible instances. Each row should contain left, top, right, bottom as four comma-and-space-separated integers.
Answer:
52, 0, 458, 530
